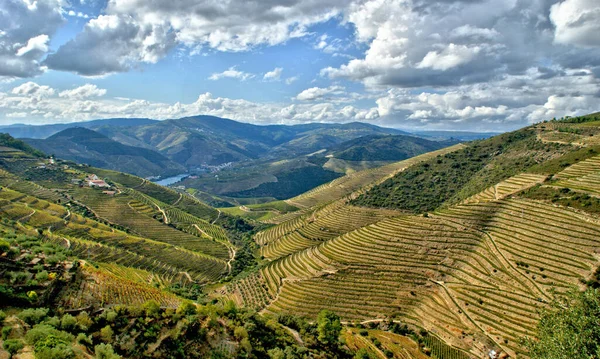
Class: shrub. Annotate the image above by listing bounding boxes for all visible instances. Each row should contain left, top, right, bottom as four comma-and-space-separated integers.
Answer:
60, 314, 77, 332
100, 325, 114, 343
3, 339, 24, 358
17, 307, 49, 325
95, 343, 121, 359
35, 270, 49, 281
0, 310, 6, 323
0, 239, 10, 253
2, 325, 11, 340
76, 333, 92, 346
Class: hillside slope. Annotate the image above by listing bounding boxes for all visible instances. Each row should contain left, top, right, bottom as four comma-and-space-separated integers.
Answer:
330, 134, 452, 161
223, 114, 600, 358
24, 127, 186, 177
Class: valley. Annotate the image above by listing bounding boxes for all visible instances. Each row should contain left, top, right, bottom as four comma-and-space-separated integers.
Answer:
1, 113, 600, 358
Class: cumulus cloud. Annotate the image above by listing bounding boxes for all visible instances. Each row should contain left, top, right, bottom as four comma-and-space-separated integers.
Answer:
322, 0, 600, 90
550, 0, 600, 48
0, 0, 64, 79
417, 44, 481, 71
58, 84, 107, 99
11, 82, 55, 98
44, 14, 176, 76
296, 86, 345, 101
209, 67, 255, 81
43, 0, 352, 75
264, 67, 283, 81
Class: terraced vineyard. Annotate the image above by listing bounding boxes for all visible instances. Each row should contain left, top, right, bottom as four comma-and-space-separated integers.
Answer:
225, 154, 600, 358
60, 263, 181, 309
71, 187, 231, 260
462, 173, 547, 204
0, 187, 229, 284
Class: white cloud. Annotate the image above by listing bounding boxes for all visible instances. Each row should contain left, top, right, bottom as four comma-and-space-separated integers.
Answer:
0, 0, 64, 79
285, 76, 299, 85
264, 67, 283, 81
550, 0, 600, 48
59, 84, 107, 99
296, 86, 345, 101
208, 66, 255, 81
16, 34, 50, 57
11, 82, 55, 98
44, 14, 176, 76
417, 44, 481, 71
6, 112, 28, 118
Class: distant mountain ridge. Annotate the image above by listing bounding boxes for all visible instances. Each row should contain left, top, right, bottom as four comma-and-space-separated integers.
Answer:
0, 118, 158, 139
24, 127, 185, 178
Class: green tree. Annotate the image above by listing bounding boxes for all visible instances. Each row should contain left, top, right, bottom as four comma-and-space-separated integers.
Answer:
95, 343, 121, 359
317, 310, 342, 346
524, 288, 600, 359
100, 325, 114, 343
3, 339, 24, 358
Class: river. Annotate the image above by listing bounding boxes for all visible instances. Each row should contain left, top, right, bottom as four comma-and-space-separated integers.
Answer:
153, 174, 189, 186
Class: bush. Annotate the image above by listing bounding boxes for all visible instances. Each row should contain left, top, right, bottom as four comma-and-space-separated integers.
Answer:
2, 325, 11, 340
100, 325, 114, 343
17, 307, 49, 325
95, 343, 121, 359
76, 333, 92, 346
0, 239, 10, 253
3, 339, 24, 357
0, 310, 6, 323
60, 314, 77, 332
35, 270, 49, 282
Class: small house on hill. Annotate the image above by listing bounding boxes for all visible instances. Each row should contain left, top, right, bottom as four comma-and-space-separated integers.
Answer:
88, 179, 110, 188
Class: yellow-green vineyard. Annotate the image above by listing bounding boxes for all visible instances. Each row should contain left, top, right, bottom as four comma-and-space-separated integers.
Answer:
225, 159, 600, 357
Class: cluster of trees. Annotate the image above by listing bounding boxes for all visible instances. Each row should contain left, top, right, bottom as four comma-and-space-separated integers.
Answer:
1, 303, 350, 359
524, 288, 600, 359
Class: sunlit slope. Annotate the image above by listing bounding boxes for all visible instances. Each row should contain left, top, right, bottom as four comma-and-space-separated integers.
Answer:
227, 156, 600, 358
281, 144, 465, 212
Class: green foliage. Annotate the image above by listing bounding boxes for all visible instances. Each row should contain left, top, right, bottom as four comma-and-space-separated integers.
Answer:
100, 325, 114, 343
354, 348, 375, 359
17, 307, 49, 325
95, 343, 121, 359
332, 134, 447, 161
225, 166, 342, 200
0, 310, 6, 323
0, 239, 10, 253
317, 310, 342, 346
3, 339, 24, 357
521, 185, 600, 215
60, 314, 78, 332
0, 133, 45, 157
524, 289, 600, 359
2, 325, 11, 340
352, 128, 567, 212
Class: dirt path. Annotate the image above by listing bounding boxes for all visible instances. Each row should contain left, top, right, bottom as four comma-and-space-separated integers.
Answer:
192, 224, 212, 239
18, 208, 36, 223
154, 203, 169, 224
284, 326, 304, 345
172, 193, 183, 206
211, 209, 221, 224
226, 247, 237, 274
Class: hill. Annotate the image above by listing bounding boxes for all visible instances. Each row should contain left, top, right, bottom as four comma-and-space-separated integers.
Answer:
329, 134, 453, 161
0, 118, 157, 139
5, 114, 600, 358
221, 113, 600, 358
24, 127, 186, 178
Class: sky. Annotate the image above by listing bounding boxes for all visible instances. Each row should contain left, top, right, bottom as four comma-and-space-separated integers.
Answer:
0, 0, 599, 131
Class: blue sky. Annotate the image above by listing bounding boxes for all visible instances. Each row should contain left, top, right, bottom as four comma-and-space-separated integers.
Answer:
1, 0, 599, 131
